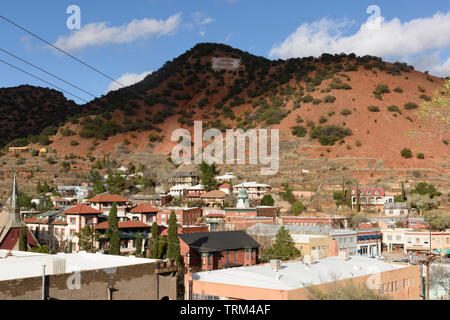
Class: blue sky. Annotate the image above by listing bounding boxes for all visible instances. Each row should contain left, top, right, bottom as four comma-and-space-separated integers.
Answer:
1, 0, 449, 104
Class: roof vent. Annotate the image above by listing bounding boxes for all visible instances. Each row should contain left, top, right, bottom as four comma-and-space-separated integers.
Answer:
45, 258, 66, 275
339, 249, 349, 261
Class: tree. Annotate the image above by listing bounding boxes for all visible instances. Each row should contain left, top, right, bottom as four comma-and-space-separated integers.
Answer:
407, 194, 439, 213
74, 225, 97, 252
30, 245, 50, 254
351, 213, 369, 227
107, 203, 120, 255
135, 234, 143, 257
261, 195, 275, 206
263, 227, 300, 261
166, 211, 181, 265
411, 182, 442, 198
106, 171, 126, 195
356, 183, 361, 212
401, 181, 406, 201
279, 183, 296, 204
19, 225, 27, 251
149, 222, 159, 258
90, 170, 106, 194
416, 77, 449, 140
199, 161, 219, 191
291, 201, 305, 215
37, 194, 54, 212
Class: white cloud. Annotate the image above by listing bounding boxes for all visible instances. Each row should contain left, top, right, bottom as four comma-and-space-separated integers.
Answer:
270, 12, 450, 77
224, 33, 232, 43
54, 13, 182, 52
107, 70, 153, 92
200, 17, 214, 25
411, 53, 450, 77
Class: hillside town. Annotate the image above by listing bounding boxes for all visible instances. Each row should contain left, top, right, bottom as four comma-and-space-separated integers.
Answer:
0, 164, 449, 300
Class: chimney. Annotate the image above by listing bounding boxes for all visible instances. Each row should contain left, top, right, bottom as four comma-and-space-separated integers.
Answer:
303, 255, 315, 265
270, 259, 281, 271
339, 248, 349, 261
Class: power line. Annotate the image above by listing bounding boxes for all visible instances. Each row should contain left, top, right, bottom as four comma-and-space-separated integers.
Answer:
0, 47, 97, 99
0, 15, 126, 89
0, 57, 90, 103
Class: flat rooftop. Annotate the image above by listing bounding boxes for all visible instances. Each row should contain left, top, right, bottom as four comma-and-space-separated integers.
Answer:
192, 256, 406, 291
290, 234, 328, 243
0, 250, 159, 281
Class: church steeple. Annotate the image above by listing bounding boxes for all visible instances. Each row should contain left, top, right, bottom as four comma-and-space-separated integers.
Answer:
8, 172, 19, 214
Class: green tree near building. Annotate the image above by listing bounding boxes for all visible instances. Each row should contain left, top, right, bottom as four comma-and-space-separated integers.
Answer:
106, 171, 126, 195
149, 222, 159, 258
261, 195, 275, 206
279, 183, 296, 204
135, 234, 143, 257
107, 203, 120, 255
19, 224, 28, 251
263, 227, 300, 261
74, 225, 97, 252
166, 211, 181, 266
356, 183, 361, 212
401, 181, 407, 201
199, 161, 219, 191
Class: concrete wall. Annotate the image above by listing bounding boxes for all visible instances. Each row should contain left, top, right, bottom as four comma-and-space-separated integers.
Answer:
0, 262, 177, 300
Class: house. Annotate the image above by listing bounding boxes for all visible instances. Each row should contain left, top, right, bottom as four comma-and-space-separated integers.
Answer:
218, 183, 231, 195
95, 220, 151, 254
167, 171, 199, 188
50, 196, 74, 210
179, 230, 260, 272
157, 207, 202, 227
351, 187, 394, 211
185, 255, 422, 300
0, 174, 39, 250
232, 182, 271, 200
405, 217, 427, 229
356, 223, 382, 257
185, 184, 206, 202
25, 210, 68, 250
201, 190, 227, 208
382, 228, 411, 253
85, 193, 131, 219
384, 202, 410, 217
128, 203, 159, 224
57, 186, 93, 201
215, 172, 237, 182
59, 204, 104, 252
169, 184, 190, 198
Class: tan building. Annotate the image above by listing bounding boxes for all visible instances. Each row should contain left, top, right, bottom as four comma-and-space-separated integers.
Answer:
201, 190, 227, 208
290, 234, 332, 258
185, 255, 422, 300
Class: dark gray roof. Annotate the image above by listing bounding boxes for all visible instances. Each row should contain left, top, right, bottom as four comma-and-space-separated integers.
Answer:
179, 230, 260, 253
171, 171, 198, 178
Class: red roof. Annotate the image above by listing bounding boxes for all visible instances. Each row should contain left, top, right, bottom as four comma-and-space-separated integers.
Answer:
87, 194, 129, 203
205, 213, 225, 218
219, 183, 231, 189
129, 203, 159, 213
62, 204, 103, 215
0, 228, 38, 250
95, 220, 151, 230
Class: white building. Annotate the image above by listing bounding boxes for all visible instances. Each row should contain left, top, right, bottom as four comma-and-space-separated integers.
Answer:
233, 182, 271, 200
215, 172, 237, 182
384, 202, 410, 217
382, 228, 412, 252
169, 184, 191, 197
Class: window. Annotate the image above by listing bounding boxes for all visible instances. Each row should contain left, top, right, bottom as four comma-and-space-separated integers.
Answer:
162, 214, 166, 219
234, 250, 238, 261
252, 249, 255, 260
70, 218, 76, 225
403, 279, 406, 288
121, 241, 128, 249
387, 235, 392, 241
133, 217, 139, 221
374, 190, 379, 195
208, 253, 212, 265
202, 253, 206, 265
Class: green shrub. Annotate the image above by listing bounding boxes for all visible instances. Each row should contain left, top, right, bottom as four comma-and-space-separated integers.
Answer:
417, 153, 425, 159
400, 148, 412, 158
302, 95, 313, 103
419, 94, 431, 101
387, 105, 401, 113
341, 109, 352, 116
368, 106, 380, 112
312, 98, 322, 105
393, 87, 403, 93
404, 102, 418, 110
324, 95, 336, 103
291, 125, 307, 137
70, 140, 79, 146
319, 116, 328, 124
310, 125, 353, 146
355, 140, 362, 147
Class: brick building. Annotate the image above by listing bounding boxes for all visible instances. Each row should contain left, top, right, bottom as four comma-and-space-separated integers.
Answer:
157, 207, 202, 226
357, 223, 382, 257
179, 230, 260, 272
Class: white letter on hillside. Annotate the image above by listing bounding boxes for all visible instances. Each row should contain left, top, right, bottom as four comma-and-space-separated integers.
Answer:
259, 129, 279, 175
203, 128, 223, 165
171, 128, 191, 165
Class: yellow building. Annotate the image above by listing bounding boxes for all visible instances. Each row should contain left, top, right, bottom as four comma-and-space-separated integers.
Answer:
290, 234, 332, 259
